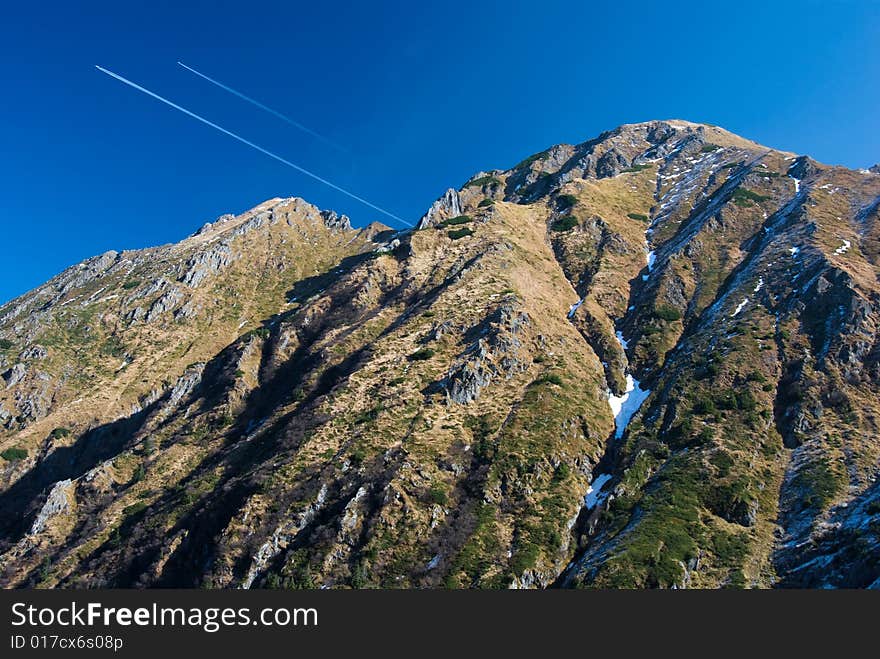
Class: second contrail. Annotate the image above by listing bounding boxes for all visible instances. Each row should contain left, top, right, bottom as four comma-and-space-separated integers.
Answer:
95, 65, 410, 227
177, 61, 350, 154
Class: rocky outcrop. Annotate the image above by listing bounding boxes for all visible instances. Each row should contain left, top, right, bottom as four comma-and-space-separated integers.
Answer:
180, 242, 233, 288
417, 188, 462, 229
29, 479, 73, 535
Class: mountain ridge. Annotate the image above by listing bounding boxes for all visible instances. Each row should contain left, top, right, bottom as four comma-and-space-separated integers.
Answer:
2, 119, 879, 589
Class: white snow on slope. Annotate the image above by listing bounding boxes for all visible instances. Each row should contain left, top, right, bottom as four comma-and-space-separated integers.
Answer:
584, 473, 613, 509
731, 297, 749, 317
835, 239, 851, 255
789, 246, 800, 257
646, 250, 656, 271
568, 298, 583, 318
791, 176, 801, 194
607, 327, 651, 439
753, 277, 764, 293
608, 375, 651, 439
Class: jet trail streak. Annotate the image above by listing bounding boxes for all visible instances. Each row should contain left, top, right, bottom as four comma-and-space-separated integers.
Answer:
95, 65, 410, 228
177, 61, 350, 154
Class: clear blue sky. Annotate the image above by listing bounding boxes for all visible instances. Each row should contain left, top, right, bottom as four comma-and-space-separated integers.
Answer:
1, 0, 878, 304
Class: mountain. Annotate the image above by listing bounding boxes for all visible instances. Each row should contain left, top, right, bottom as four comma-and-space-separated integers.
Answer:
1, 120, 879, 589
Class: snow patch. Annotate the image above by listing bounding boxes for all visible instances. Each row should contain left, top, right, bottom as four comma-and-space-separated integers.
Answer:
584, 473, 613, 509
608, 375, 651, 439
731, 298, 749, 317
568, 298, 583, 318
835, 239, 851, 255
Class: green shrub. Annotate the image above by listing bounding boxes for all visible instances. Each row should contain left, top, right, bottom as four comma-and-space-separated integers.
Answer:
537, 373, 564, 386
793, 460, 841, 510
122, 501, 148, 517
408, 347, 436, 361
553, 463, 571, 482
700, 144, 720, 153
514, 150, 549, 170
354, 405, 383, 425
556, 194, 578, 209
621, 164, 652, 173
447, 227, 474, 240
736, 391, 758, 411
692, 396, 716, 415
0, 339, 13, 350
627, 212, 649, 222
477, 198, 494, 208
437, 215, 472, 228
50, 427, 71, 440
244, 327, 271, 340
121, 279, 141, 290
551, 216, 578, 232
710, 452, 735, 477
654, 305, 682, 322
1, 447, 28, 461
731, 188, 770, 207
426, 485, 448, 506
464, 175, 501, 189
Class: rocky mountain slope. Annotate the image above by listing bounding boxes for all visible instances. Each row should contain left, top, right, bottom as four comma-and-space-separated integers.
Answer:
1, 120, 879, 589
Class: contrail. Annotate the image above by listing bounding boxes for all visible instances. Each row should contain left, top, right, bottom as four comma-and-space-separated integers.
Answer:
95, 65, 411, 227
177, 61, 350, 155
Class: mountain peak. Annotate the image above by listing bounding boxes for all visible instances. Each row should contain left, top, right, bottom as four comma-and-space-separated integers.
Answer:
2, 121, 880, 590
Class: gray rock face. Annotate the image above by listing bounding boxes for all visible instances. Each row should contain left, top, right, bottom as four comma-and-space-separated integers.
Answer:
320, 210, 352, 232
19, 345, 47, 361
240, 483, 329, 589
446, 361, 493, 404
180, 243, 233, 288
29, 479, 73, 535
193, 213, 237, 236
787, 155, 819, 180
3, 363, 26, 388
159, 363, 205, 418
417, 188, 462, 229
144, 286, 184, 323
595, 149, 630, 178
14, 386, 50, 424
444, 302, 531, 404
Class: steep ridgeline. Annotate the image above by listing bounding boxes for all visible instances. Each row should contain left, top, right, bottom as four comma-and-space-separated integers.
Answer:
1, 120, 879, 589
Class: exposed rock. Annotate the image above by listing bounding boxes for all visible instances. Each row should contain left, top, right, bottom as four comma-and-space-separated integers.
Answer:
2, 363, 26, 388
320, 210, 352, 232
29, 479, 73, 535
418, 188, 462, 229
179, 243, 233, 287
144, 286, 184, 323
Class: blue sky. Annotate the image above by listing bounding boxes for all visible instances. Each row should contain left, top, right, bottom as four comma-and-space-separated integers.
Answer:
1, 0, 878, 304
